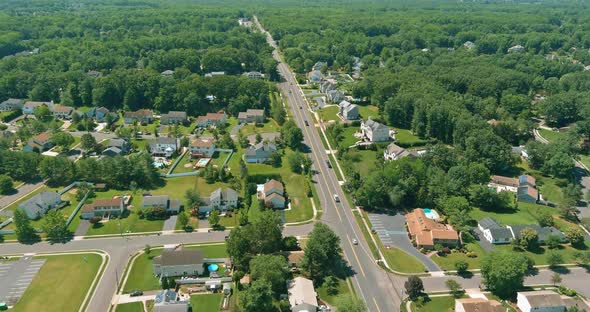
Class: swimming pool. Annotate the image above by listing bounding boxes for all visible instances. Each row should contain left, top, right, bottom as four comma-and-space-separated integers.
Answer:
208, 264, 219, 272
194, 158, 211, 168
423, 208, 440, 220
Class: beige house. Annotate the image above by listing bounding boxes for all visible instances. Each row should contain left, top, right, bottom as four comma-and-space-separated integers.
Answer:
287, 277, 318, 312
153, 249, 205, 277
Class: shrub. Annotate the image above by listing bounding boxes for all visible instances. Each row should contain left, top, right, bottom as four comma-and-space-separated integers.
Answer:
89, 216, 102, 224
455, 260, 469, 273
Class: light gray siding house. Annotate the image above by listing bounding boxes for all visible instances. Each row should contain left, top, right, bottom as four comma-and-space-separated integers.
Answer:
245, 142, 277, 163
199, 188, 238, 213
0, 98, 24, 112
142, 195, 181, 214
18, 191, 62, 219
153, 249, 205, 277
338, 101, 359, 120
149, 137, 179, 158
360, 118, 389, 142
160, 111, 187, 125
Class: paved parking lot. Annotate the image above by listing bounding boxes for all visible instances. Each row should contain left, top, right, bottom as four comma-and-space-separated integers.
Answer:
0, 257, 46, 306
366, 212, 441, 272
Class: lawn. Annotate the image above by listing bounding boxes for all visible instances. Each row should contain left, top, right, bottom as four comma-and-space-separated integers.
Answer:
131, 138, 152, 153
395, 128, 427, 147
538, 128, 567, 143
345, 149, 381, 177
240, 118, 280, 136
247, 150, 314, 223
159, 120, 198, 136
325, 125, 359, 149
495, 241, 590, 266
209, 151, 232, 168
123, 244, 228, 292
84, 191, 164, 235
410, 296, 457, 312
169, 152, 197, 174
12, 253, 103, 312
580, 155, 590, 171
190, 293, 224, 312
316, 277, 351, 306
115, 302, 144, 312
431, 243, 486, 271
319, 106, 339, 122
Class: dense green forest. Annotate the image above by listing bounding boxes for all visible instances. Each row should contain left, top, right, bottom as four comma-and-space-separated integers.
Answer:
0, 0, 279, 115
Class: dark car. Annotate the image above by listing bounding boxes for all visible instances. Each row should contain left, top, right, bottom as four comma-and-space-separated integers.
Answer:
326, 160, 332, 168
304, 120, 309, 126
130, 290, 143, 297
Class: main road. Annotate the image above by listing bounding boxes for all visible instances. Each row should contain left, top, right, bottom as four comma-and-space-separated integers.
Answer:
253, 16, 404, 311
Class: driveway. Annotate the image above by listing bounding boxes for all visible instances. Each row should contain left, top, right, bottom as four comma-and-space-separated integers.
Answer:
230, 123, 243, 138
74, 220, 91, 236
162, 215, 177, 232
473, 228, 495, 252
366, 212, 440, 272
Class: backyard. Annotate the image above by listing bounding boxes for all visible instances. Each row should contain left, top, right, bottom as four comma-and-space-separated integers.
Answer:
190, 293, 224, 312
123, 244, 228, 292
12, 253, 103, 312
240, 118, 280, 136
115, 302, 144, 312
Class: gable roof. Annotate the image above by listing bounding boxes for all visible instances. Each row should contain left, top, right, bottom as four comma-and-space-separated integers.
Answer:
456, 298, 503, 312
52, 105, 73, 113
406, 208, 459, 246
109, 138, 129, 148
19, 191, 61, 217
153, 250, 204, 266
143, 195, 169, 206
287, 277, 318, 308
478, 217, 501, 230
518, 291, 564, 308
265, 192, 285, 203
191, 139, 214, 148
156, 137, 177, 145
245, 142, 277, 156
519, 174, 536, 186
33, 132, 51, 142
264, 179, 284, 194
490, 175, 519, 187
363, 118, 388, 131
162, 111, 187, 118
517, 185, 538, 199
245, 109, 264, 117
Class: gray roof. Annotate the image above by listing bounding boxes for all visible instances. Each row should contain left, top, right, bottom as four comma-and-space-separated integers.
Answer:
489, 228, 514, 241
102, 146, 122, 156
155, 289, 177, 303
518, 291, 564, 308
363, 118, 388, 131
245, 142, 277, 156
293, 303, 318, 312
143, 195, 169, 206
163, 111, 187, 118
510, 224, 565, 241
153, 250, 204, 266
153, 303, 189, 312
386, 143, 405, 155
211, 188, 237, 201
478, 217, 502, 230
109, 138, 128, 148
18, 191, 61, 218
169, 199, 181, 210
157, 137, 177, 145
245, 109, 264, 117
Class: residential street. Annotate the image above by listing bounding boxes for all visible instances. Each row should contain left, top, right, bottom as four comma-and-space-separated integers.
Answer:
0, 180, 45, 216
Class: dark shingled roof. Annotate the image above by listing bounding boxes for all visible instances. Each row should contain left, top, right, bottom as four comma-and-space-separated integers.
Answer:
153, 250, 203, 266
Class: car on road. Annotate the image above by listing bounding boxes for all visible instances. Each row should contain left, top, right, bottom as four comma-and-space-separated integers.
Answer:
304, 120, 309, 126
299, 105, 302, 109
129, 290, 143, 297
326, 160, 332, 168
352, 238, 358, 245
334, 194, 340, 202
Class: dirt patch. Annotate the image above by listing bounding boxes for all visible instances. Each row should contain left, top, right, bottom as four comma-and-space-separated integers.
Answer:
293, 198, 300, 206
67, 188, 78, 195
184, 163, 193, 168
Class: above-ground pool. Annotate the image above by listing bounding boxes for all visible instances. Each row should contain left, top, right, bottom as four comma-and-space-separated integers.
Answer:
423, 208, 440, 220
208, 264, 219, 272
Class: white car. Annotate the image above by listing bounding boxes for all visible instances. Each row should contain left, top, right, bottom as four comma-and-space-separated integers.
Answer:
333, 194, 340, 202
352, 238, 358, 245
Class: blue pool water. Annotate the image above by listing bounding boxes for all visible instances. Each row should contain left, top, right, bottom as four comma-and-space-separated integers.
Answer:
208, 264, 219, 272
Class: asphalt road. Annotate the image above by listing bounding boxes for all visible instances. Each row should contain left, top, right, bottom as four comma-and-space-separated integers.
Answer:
254, 16, 404, 311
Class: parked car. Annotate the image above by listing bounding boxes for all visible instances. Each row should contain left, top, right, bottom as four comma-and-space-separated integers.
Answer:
326, 160, 332, 168
130, 290, 143, 297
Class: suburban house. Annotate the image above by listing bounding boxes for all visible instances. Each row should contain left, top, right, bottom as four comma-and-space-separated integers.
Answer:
312, 62, 326, 71
51, 105, 74, 119
150, 137, 179, 158
86, 107, 115, 122
338, 101, 359, 120
160, 111, 188, 125
463, 41, 476, 50
308, 70, 322, 83
102, 138, 131, 157
488, 174, 539, 203
360, 118, 390, 142
0, 98, 24, 112
287, 277, 318, 312
238, 18, 253, 27
319, 80, 336, 93
508, 224, 566, 244
455, 298, 503, 312
508, 45, 525, 53
123, 109, 153, 124
80, 198, 125, 219
204, 71, 225, 77
327, 89, 345, 103
383, 143, 423, 161
18, 191, 63, 219
517, 291, 566, 312
153, 248, 205, 277
262, 179, 286, 209
406, 208, 459, 249
142, 195, 181, 214
189, 139, 216, 158
196, 111, 227, 128
237, 109, 265, 124
161, 70, 174, 77
477, 218, 514, 244
154, 290, 190, 312
199, 188, 238, 213
22, 101, 51, 114
478, 218, 566, 245
243, 71, 264, 79
244, 142, 277, 163
23, 132, 53, 152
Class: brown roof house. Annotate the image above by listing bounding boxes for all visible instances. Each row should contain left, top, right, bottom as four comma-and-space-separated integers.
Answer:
124, 109, 154, 124
488, 174, 539, 203
22, 101, 52, 114
23, 132, 53, 152
237, 109, 265, 124
262, 179, 286, 209
81, 198, 125, 219
51, 105, 74, 119
196, 111, 227, 128
406, 208, 459, 249
189, 139, 216, 158
160, 111, 188, 125
455, 298, 504, 312
153, 248, 205, 277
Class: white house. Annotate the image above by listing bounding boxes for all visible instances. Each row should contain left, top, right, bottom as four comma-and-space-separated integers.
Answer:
150, 137, 179, 158
153, 249, 205, 277
199, 188, 238, 213
360, 118, 389, 142
245, 142, 277, 163
81, 198, 125, 219
508, 45, 525, 53
477, 217, 514, 244
142, 195, 181, 214
517, 291, 566, 312
287, 277, 318, 312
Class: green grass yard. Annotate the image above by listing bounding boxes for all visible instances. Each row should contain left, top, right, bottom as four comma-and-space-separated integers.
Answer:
115, 302, 144, 312
430, 243, 486, 271
411, 296, 457, 312
12, 253, 103, 312
123, 244, 228, 292
538, 128, 567, 143
190, 293, 224, 312
240, 118, 280, 136
316, 277, 352, 306
395, 128, 427, 146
